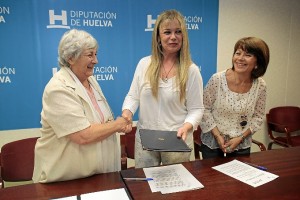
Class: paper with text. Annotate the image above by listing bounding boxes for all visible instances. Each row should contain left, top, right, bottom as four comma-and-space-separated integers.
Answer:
143, 164, 204, 194
212, 159, 279, 187
80, 188, 130, 200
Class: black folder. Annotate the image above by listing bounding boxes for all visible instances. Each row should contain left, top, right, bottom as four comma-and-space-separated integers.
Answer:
139, 129, 191, 152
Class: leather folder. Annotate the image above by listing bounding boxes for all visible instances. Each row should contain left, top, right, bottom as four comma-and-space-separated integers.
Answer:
139, 129, 191, 152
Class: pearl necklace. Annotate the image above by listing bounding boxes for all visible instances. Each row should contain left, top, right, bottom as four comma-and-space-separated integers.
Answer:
162, 62, 176, 83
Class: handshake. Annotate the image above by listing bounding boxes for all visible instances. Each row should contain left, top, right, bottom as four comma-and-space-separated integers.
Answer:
115, 109, 133, 133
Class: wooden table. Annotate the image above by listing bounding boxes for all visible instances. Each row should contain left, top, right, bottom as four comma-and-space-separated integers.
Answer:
1, 147, 299, 200
121, 147, 300, 200
0, 172, 130, 200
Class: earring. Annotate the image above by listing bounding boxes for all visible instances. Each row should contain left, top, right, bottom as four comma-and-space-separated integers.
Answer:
254, 66, 258, 69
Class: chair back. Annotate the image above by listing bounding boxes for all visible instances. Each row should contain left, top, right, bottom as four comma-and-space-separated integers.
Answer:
0, 137, 38, 187
121, 127, 136, 159
267, 106, 300, 133
193, 126, 202, 159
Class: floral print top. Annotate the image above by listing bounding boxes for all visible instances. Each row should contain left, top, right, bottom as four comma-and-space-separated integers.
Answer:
200, 69, 266, 150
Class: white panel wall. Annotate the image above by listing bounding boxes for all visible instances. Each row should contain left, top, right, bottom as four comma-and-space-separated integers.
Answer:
217, 0, 300, 151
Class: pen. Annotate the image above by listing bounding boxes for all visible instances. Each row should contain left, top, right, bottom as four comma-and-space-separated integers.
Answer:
123, 177, 153, 181
244, 162, 267, 171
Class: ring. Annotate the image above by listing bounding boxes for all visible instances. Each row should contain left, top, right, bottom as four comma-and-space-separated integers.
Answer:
226, 146, 231, 152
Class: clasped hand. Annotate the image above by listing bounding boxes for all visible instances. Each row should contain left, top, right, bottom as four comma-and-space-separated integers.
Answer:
217, 135, 241, 153
115, 116, 131, 133
119, 109, 133, 133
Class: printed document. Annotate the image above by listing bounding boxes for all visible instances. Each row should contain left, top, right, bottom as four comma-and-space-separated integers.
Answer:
143, 164, 204, 194
212, 159, 279, 187
80, 188, 130, 200
52, 188, 130, 200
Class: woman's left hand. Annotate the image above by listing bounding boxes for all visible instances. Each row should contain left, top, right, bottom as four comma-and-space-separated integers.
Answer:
177, 127, 188, 141
225, 137, 241, 153
177, 123, 193, 141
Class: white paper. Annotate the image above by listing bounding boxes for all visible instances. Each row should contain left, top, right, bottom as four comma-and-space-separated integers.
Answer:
51, 196, 77, 200
143, 164, 204, 194
212, 159, 279, 187
80, 188, 130, 200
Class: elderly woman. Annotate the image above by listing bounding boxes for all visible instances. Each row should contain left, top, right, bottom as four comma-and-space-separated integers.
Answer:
33, 29, 130, 183
122, 10, 204, 168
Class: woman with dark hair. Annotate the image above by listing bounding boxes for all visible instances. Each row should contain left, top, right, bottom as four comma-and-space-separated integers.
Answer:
200, 37, 270, 159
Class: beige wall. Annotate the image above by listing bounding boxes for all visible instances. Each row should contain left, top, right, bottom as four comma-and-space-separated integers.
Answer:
1, 0, 300, 152
217, 0, 300, 151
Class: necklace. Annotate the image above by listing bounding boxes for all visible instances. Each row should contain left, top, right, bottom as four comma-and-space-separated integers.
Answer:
84, 82, 91, 90
162, 62, 176, 83
233, 71, 250, 129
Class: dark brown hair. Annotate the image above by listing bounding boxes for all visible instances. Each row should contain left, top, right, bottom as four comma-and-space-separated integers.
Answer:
232, 37, 270, 79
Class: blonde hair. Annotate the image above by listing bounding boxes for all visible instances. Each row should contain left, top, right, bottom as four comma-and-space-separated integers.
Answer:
146, 10, 192, 102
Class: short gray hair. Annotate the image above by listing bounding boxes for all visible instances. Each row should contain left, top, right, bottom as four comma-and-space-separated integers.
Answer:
58, 29, 98, 68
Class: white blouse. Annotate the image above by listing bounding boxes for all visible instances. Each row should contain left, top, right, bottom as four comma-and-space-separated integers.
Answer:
200, 70, 267, 149
122, 56, 204, 146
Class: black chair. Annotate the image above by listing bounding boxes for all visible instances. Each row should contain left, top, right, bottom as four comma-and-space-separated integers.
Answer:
266, 106, 300, 150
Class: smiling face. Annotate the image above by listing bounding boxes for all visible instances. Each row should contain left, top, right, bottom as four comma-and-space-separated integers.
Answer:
232, 48, 257, 74
69, 48, 98, 82
158, 19, 183, 56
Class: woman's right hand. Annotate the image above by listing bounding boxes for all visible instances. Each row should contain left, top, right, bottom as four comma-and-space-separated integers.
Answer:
122, 109, 133, 122
215, 134, 226, 152
121, 109, 133, 133
212, 127, 226, 152
115, 117, 131, 133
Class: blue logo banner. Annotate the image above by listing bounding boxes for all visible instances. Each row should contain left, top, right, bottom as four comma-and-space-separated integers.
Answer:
0, 0, 219, 130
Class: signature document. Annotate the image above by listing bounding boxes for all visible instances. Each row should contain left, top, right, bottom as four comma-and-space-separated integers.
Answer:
212, 159, 278, 187
139, 129, 191, 152
144, 164, 204, 194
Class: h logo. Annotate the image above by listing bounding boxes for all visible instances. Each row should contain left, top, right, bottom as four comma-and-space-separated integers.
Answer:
47, 10, 70, 29
144, 15, 157, 31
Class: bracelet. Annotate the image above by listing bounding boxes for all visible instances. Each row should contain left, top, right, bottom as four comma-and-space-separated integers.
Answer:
213, 132, 222, 139
240, 134, 245, 142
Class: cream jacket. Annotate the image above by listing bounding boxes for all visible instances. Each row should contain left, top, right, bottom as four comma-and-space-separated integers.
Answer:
33, 67, 120, 183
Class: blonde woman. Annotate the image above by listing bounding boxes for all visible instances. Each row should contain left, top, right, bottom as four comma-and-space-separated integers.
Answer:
122, 10, 204, 168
